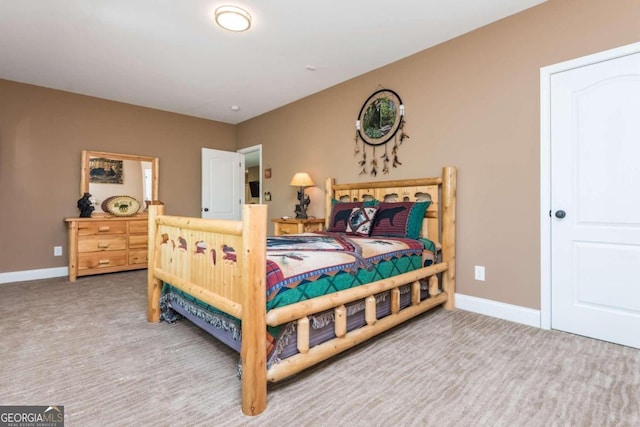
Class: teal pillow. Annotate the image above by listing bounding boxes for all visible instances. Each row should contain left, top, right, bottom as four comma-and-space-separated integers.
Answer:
406, 201, 431, 239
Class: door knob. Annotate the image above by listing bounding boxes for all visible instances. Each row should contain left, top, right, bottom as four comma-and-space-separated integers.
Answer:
555, 210, 566, 219
203, 207, 209, 212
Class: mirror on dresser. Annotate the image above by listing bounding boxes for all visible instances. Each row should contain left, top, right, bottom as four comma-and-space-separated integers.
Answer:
80, 150, 159, 214
66, 151, 159, 281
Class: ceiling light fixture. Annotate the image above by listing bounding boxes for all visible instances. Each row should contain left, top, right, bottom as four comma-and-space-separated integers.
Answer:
215, 6, 252, 32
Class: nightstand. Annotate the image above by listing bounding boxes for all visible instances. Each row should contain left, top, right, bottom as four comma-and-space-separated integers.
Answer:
272, 218, 325, 236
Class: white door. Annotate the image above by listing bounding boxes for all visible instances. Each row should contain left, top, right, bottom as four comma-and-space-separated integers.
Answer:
202, 148, 244, 220
550, 51, 640, 348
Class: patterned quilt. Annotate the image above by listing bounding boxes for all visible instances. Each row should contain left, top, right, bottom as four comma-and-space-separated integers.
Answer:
265, 232, 428, 310
160, 232, 435, 359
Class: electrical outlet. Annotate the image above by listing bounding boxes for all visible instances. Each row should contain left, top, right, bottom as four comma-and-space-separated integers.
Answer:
474, 265, 485, 281
54, 246, 63, 257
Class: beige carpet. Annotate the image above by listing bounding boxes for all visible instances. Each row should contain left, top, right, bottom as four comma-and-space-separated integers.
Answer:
1, 270, 638, 426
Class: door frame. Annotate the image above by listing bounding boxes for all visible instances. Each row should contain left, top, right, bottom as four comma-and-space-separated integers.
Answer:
238, 144, 262, 203
539, 41, 640, 330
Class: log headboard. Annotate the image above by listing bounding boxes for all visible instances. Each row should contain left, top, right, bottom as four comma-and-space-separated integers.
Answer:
325, 166, 456, 242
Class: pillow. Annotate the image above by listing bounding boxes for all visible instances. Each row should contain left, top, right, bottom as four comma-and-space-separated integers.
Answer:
327, 199, 379, 232
327, 201, 363, 232
346, 206, 378, 236
370, 201, 431, 239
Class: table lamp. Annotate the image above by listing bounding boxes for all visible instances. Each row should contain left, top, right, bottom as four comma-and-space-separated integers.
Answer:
289, 172, 314, 219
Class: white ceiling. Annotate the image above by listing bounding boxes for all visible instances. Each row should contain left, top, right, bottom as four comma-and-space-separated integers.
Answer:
0, 0, 545, 124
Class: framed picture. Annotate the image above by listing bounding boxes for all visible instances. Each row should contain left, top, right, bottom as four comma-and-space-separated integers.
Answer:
357, 89, 403, 146
264, 168, 272, 179
89, 157, 123, 184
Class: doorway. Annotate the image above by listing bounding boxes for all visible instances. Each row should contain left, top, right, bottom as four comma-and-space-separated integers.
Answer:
239, 145, 262, 204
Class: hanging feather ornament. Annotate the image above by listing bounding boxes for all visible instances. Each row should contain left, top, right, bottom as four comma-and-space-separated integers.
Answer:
381, 144, 390, 174
354, 88, 408, 177
392, 140, 402, 168
392, 115, 407, 168
354, 120, 361, 155
358, 148, 367, 175
371, 146, 378, 177
399, 117, 408, 144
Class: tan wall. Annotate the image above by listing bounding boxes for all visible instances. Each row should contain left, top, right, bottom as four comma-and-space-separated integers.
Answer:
237, 0, 640, 309
0, 79, 235, 272
3, 0, 639, 310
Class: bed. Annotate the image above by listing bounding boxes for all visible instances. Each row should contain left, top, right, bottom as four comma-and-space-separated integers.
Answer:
147, 166, 456, 415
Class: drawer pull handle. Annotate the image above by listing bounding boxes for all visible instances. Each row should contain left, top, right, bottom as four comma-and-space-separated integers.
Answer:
97, 243, 110, 249
98, 226, 111, 232
98, 259, 110, 265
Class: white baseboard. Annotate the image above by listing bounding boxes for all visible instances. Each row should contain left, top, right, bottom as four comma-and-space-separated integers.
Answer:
455, 293, 541, 328
0, 267, 69, 284
0, 272, 541, 327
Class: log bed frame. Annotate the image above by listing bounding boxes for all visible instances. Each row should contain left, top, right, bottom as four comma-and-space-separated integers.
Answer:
147, 166, 456, 416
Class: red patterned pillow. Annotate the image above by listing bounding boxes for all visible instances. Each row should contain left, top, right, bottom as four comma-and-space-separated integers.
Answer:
346, 207, 378, 236
327, 202, 363, 232
370, 201, 430, 239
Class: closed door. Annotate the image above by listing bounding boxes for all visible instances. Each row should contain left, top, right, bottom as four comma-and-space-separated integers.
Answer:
202, 148, 244, 220
550, 51, 640, 348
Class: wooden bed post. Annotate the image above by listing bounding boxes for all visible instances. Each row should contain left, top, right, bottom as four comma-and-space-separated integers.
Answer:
325, 177, 335, 230
240, 204, 268, 416
441, 167, 457, 310
147, 201, 165, 322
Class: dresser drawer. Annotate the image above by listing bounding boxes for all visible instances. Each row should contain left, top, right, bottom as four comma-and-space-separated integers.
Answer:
129, 220, 148, 234
129, 235, 148, 249
77, 221, 126, 236
78, 236, 127, 253
273, 218, 325, 236
278, 222, 299, 235
129, 250, 148, 265
78, 251, 127, 270
303, 223, 323, 233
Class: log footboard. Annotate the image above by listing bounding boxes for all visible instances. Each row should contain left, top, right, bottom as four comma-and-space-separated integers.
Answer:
266, 266, 450, 382
147, 203, 268, 415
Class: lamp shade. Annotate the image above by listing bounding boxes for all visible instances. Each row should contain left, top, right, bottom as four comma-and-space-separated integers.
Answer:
289, 172, 314, 187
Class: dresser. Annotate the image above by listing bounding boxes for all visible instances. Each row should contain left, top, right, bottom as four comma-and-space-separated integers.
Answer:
65, 215, 148, 281
272, 218, 325, 236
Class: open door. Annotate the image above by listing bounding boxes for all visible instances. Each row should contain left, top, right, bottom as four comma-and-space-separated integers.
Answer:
202, 148, 244, 220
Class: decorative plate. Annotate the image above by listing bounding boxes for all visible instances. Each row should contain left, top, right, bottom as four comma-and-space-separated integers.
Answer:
101, 195, 141, 217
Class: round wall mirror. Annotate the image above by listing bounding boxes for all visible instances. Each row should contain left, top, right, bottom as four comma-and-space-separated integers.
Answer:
357, 89, 403, 146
